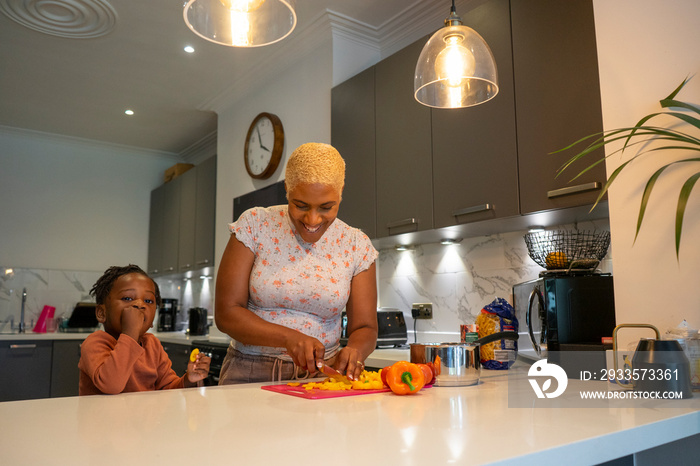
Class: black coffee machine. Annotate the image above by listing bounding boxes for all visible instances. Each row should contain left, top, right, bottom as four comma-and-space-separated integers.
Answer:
188, 307, 209, 336
157, 299, 178, 332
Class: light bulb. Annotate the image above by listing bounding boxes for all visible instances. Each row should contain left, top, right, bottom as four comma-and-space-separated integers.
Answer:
218, 0, 266, 46
435, 34, 475, 88
229, 10, 251, 46
219, 0, 265, 12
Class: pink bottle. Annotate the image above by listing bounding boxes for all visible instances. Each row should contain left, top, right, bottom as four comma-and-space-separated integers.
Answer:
33, 305, 56, 333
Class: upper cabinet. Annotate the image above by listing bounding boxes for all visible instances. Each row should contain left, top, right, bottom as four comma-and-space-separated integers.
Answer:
331, 0, 605, 240
332, 66, 377, 238
177, 168, 197, 272
194, 155, 217, 269
375, 39, 433, 237
148, 156, 217, 276
511, 0, 606, 214
432, 0, 519, 229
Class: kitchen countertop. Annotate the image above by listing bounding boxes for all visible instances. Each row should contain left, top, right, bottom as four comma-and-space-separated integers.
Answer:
0, 330, 231, 345
1, 361, 697, 465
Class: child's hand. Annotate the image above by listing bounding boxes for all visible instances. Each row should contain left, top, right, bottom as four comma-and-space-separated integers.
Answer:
186, 353, 211, 385
121, 307, 145, 341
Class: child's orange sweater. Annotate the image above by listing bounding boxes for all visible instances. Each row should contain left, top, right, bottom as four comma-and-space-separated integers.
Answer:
78, 331, 185, 395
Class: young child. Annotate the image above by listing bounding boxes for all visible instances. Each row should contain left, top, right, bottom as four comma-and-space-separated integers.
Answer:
78, 264, 210, 395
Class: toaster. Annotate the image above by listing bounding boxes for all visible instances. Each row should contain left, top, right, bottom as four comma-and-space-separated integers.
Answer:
340, 308, 408, 348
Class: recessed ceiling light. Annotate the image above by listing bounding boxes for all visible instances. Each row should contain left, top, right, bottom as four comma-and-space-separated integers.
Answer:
184, 45, 195, 53
124, 109, 134, 116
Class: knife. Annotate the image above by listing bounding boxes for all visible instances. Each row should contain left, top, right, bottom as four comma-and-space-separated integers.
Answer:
317, 362, 351, 384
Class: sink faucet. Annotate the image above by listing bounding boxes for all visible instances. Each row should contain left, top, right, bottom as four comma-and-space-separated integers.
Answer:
18, 288, 27, 333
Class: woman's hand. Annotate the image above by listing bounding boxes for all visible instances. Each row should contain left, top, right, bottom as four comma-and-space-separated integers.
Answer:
284, 332, 325, 373
334, 346, 366, 381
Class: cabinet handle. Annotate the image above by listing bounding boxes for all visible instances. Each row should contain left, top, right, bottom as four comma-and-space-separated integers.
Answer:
182, 264, 191, 269
196, 259, 210, 265
452, 204, 492, 217
166, 266, 174, 271
149, 269, 159, 274
547, 182, 601, 198
10, 344, 37, 349
386, 218, 417, 229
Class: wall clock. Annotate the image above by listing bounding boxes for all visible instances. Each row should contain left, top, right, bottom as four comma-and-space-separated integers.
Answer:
244, 112, 284, 179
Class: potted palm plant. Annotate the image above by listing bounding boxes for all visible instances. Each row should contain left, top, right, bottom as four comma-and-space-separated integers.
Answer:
555, 77, 700, 259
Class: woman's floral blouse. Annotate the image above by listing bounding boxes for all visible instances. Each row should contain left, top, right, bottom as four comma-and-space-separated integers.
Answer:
229, 205, 378, 357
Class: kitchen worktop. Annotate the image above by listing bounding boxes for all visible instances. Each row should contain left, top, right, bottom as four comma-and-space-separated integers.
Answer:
1, 360, 698, 465
0, 330, 230, 345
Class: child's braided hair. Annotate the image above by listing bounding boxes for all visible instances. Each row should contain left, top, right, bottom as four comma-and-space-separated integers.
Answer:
90, 264, 162, 308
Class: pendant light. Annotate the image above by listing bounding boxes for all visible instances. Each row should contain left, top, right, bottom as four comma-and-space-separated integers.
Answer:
414, 0, 498, 108
183, 0, 297, 48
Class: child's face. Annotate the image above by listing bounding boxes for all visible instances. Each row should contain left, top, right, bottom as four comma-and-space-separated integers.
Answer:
96, 273, 157, 339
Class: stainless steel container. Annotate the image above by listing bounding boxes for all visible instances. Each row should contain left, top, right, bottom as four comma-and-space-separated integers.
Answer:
410, 332, 518, 387
411, 342, 480, 387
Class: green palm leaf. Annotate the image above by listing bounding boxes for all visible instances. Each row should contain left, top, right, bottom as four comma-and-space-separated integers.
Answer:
554, 77, 700, 262
676, 171, 700, 259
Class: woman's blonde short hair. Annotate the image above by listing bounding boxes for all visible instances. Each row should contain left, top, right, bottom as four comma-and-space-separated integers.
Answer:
285, 142, 345, 196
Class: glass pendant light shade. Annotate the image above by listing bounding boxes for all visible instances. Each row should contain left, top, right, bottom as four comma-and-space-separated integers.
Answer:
183, 0, 297, 48
414, 9, 498, 108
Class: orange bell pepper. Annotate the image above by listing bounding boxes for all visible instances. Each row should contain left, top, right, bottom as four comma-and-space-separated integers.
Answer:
380, 365, 392, 388
417, 363, 434, 385
386, 361, 425, 395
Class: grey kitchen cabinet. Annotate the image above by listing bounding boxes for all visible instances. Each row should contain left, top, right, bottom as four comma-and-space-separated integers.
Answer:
332, 66, 376, 238
162, 342, 190, 377
375, 37, 433, 237
161, 178, 181, 274
177, 167, 197, 272
147, 186, 165, 275
50, 339, 82, 398
148, 157, 216, 276
511, 0, 606, 214
432, 0, 519, 228
0, 340, 52, 402
194, 155, 216, 269
330, 0, 607, 241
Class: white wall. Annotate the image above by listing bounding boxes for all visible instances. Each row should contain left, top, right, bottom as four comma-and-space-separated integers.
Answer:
593, 0, 700, 339
213, 39, 334, 266
0, 126, 178, 271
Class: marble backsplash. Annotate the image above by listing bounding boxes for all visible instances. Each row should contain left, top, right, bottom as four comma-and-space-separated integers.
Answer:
0, 268, 101, 332
2, 221, 611, 339
0, 267, 214, 333
375, 220, 612, 343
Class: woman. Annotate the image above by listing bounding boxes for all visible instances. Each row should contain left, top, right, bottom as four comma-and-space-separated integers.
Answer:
216, 142, 379, 384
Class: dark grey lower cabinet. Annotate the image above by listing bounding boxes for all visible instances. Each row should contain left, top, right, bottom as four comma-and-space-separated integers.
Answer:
162, 342, 191, 377
50, 340, 82, 398
0, 340, 52, 402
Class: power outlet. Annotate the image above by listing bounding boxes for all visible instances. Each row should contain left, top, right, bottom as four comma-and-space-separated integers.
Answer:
411, 303, 433, 319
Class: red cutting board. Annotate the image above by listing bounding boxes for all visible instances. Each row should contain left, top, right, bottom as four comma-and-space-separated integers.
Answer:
261, 383, 432, 399
261, 383, 390, 399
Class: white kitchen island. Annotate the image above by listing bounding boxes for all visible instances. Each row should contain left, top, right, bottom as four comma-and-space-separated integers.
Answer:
1, 360, 698, 465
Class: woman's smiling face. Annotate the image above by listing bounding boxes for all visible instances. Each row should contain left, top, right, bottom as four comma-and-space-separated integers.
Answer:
286, 182, 341, 243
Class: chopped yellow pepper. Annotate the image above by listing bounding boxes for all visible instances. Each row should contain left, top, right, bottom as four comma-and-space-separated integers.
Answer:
286, 369, 387, 391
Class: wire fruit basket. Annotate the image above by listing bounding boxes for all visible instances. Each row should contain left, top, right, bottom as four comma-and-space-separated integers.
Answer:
524, 230, 611, 270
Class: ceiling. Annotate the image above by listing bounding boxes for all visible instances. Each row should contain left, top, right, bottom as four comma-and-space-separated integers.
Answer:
0, 0, 433, 156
